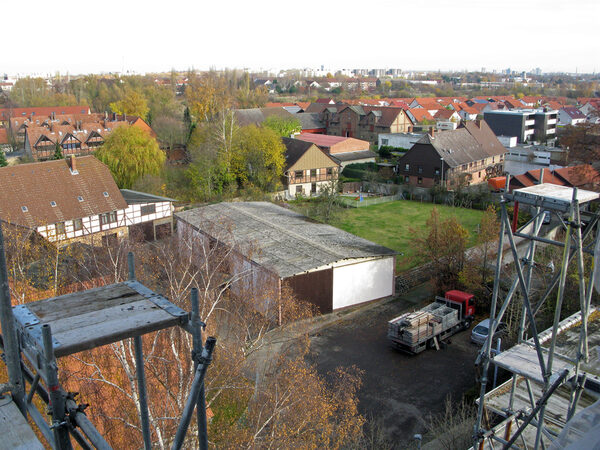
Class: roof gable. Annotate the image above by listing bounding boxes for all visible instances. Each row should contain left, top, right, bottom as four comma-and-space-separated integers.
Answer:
282, 137, 338, 171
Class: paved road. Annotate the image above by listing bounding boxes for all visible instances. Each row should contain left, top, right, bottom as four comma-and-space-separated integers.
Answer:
307, 283, 481, 448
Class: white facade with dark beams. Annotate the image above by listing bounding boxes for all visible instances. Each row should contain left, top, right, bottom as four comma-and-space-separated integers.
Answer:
0, 155, 174, 246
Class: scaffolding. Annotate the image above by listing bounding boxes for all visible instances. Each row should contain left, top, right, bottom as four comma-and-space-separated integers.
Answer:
473, 177, 600, 450
0, 223, 216, 449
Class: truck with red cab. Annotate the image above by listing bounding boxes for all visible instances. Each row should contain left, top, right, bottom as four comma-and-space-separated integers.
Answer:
388, 290, 475, 354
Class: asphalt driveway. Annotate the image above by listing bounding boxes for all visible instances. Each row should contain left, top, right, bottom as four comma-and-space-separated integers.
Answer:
307, 283, 481, 448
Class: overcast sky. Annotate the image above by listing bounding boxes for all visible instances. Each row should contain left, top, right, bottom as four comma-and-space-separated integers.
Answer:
3, 0, 599, 76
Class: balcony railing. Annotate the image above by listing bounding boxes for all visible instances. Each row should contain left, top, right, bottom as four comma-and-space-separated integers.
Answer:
289, 173, 336, 184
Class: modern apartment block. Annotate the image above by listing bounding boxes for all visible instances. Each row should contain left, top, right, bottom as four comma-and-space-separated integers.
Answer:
483, 109, 558, 143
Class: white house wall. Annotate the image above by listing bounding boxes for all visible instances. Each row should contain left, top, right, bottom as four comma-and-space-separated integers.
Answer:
38, 201, 173, 242
331, 256, 394, 310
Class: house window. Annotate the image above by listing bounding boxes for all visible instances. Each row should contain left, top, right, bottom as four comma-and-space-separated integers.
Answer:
55, 222, 66, 235
381, 139, 388, 145
141, 204, 156, 216
405, 164, 409, 171
310, 169, 317, 177
418, 166, 423, 174
295, 185, 302, 194
326, 167, 333, 176
417, 177, 423, 185
311, 182, 317, 193
100, 211, 117, 227
295, 170, 303, 179
73, 218, 83, 231
435, 168, 440, 175
404, 175, 410, 183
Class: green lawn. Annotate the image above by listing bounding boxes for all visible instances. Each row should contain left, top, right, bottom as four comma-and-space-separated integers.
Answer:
331, 200, 484, 272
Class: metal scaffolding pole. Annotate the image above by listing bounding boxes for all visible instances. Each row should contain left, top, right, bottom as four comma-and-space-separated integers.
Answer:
42, 324, 72, 449
191, 288, 209, 450
171, 337, 216, 450
0, 223, 26, 414
128, 252, 152, 450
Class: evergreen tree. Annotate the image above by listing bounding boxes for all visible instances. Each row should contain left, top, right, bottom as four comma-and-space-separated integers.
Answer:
0, 151, 8, 167
53, 142, 64, 160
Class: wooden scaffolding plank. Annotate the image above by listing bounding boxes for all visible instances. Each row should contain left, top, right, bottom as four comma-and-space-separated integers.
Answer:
0, 396, 44, 450
26, 283, 139, 322
52, 302, 182, 357
17, 282, 189, 358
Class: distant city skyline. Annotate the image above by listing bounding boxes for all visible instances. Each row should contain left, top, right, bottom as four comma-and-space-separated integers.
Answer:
2, 0, 599, 76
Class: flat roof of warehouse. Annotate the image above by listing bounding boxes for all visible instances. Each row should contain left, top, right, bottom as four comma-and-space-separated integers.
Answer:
175, 201, 395, 278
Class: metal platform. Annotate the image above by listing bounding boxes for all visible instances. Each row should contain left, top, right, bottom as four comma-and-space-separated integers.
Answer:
0, 395, 44, 450
508, 183, 600, 212
12, 281, 189, 358
492, 343, 574, 384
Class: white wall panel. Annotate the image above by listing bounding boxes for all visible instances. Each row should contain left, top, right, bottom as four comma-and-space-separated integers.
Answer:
332, 257, 394, 310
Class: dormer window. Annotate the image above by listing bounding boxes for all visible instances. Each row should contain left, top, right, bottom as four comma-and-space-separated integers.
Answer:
103, 192, 109, 197
50, 201, 57, 207
21, 206, 28, 212
77, 196, 84, 202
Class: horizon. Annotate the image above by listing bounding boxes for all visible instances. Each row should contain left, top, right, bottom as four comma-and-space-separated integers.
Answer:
2, 0, 599, 76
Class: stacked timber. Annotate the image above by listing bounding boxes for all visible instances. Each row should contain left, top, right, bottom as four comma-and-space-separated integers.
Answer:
400, 320, 442, 344
388, 310, 433, 339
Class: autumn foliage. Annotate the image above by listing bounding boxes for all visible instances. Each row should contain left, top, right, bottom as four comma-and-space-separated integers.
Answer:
1, 222, 365, 449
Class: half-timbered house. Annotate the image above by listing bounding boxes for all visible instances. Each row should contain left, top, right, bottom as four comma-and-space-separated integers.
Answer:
0, 156, 174, 246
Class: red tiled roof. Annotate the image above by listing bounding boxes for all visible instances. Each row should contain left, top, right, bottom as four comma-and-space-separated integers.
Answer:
0, 156, 127, 228
511, 165, 600, 191
408, 108, 434, 122
460, 105, 479, 115
0, 106, 90, 121
388, 100, 410, 109
553, 165, 600, 189
295, 133, 369, 153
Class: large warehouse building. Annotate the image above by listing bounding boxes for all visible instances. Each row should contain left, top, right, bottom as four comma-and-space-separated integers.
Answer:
175, 202, 396, 313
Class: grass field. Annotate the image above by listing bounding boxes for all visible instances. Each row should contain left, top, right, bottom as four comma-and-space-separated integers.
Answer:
330, 200, 484, 272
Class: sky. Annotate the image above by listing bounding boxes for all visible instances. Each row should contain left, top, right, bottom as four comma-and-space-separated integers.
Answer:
2, 0, 599, 76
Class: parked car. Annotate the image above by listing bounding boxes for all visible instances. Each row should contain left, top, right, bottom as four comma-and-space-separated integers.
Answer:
542, 210, 551, 224
471, 319, 507, 346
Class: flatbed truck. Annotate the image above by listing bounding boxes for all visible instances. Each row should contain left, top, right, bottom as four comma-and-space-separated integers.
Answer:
388, 290, 475, 354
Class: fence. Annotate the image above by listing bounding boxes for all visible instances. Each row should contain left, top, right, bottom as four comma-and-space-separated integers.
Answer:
338, 192, 404, 208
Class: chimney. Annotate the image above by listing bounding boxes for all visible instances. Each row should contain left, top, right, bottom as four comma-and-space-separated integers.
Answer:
68, 155, 77, 172
429, 127, 435, 138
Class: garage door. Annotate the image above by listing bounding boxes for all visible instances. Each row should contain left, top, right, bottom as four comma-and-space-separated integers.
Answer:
332, 257, 394, 310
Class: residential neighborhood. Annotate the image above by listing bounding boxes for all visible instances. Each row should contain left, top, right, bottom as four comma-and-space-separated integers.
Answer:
0, 2, 599, 449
